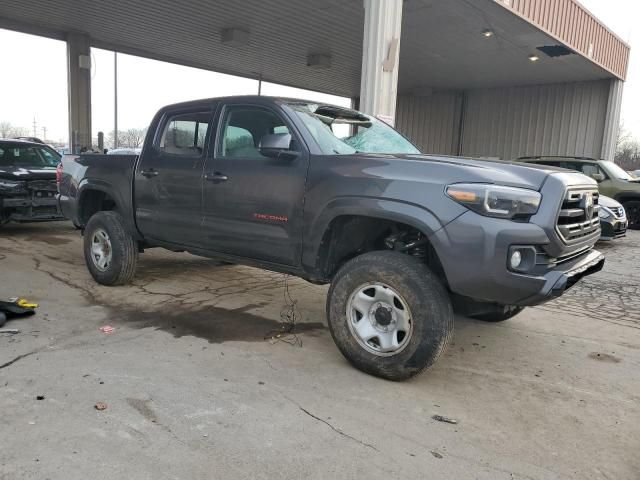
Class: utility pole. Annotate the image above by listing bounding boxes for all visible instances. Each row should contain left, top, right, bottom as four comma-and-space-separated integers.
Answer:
42, 126, 47, 141
114, 51, 119, 149
32, 117, 37, 137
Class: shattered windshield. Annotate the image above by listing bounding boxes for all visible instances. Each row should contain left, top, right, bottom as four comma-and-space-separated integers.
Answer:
288, 103, 420, 155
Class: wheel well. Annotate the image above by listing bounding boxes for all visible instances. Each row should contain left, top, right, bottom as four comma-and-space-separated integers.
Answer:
616, 195, 640, 205
79, 190, 117, 225
317, 215, 446, 283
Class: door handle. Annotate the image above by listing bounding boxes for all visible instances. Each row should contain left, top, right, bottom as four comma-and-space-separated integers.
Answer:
205, 172, 228, 183
140, 169, 159, 178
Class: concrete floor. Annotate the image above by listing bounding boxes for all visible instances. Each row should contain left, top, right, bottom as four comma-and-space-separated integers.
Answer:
1, 222, 639, 480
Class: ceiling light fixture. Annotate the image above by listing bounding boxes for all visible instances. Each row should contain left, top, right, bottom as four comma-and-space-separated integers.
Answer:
481, 29, 494, 37
528, 54, 540, 62
307, 54, 332, 69
221, 28, 250, 47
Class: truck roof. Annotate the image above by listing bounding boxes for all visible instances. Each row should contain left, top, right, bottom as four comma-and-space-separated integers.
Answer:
159, 95, 348, 111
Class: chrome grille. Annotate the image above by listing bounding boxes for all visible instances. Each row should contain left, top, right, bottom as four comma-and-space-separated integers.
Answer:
556, 189, 601, 244
610, 206, 625, 218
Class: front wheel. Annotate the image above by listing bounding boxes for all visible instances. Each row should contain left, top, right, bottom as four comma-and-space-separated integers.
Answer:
83, 211, 138, 286
623, 201, 640, 229
327, 251, 453, 381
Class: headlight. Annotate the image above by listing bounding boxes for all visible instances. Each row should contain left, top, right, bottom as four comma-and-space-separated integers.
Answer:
446, 183, 542, 219
598, 207, 612, 219
0, 179, 26, 190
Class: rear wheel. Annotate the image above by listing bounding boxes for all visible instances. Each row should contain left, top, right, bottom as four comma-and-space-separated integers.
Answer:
83, 211, 138, 285
623, 201, 640, 229
327, 251, 453, 381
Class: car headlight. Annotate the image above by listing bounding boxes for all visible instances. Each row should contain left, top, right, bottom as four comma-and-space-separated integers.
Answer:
446, 183, 542, 219
598, 207, 612, 219
0, 179, 26, 190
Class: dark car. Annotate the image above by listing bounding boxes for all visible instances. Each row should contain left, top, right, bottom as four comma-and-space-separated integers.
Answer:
14, 136, 46, 144
598, 195, 627, 240
0, 139, 64, 223
58, 96, 605, 380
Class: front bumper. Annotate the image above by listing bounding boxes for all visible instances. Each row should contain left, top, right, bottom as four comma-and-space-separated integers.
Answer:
600, 217, 627, 241
1, 194, 64, 222
430, 211, 604, 307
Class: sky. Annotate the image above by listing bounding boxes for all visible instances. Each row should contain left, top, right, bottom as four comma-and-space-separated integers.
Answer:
0, 0, 638, 144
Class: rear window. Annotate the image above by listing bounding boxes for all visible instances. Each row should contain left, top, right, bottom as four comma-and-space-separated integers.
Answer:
0, 145, 61, 167
158, 111, 210, 156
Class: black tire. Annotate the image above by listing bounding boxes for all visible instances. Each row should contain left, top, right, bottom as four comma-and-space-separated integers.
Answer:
327, 251, 453, 381
83, 211, 138, 286
623, 201, 640, 229
473, 305, 524, 322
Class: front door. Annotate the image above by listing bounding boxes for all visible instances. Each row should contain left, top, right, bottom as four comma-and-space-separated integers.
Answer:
135, 108, 212, 246
201, 103, 308, 265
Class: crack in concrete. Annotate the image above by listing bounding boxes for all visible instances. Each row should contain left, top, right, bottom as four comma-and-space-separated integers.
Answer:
287, 397, 379, 452
0, 350, 39, 370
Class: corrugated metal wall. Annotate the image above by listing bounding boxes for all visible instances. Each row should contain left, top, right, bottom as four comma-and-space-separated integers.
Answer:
461, 80, 610, 159
496, 0, 630, 80
395, 92, 462, 155
395, 80, 611, 160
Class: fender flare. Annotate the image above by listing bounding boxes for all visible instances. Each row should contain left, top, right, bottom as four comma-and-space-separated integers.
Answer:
76, 179, 139, 238
302, 196, 448, 275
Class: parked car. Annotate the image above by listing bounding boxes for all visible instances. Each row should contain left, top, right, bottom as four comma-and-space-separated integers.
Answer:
0, 139, 63, 223
58, 96, 605, 380
14, 136, 45, 144
598, 195, 627, 240
520, 156, 640, 228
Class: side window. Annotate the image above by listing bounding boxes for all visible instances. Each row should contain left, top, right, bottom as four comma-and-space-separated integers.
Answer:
556, 162, 581, 172
218, 106, 292, 159
158, 111, 210, 156
581, 164, 605, 178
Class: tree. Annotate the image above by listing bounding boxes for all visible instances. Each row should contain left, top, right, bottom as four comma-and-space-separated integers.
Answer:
615, 123, 640, 171
0, 121, 29, 139
106, 127, 147, 149
121, 128, 146, 148
0, 121, 12, 138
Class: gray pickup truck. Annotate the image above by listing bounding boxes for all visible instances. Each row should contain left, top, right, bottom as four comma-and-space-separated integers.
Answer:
58, 96, 604, 380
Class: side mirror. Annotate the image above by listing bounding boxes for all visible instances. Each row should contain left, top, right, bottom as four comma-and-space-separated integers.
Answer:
591, 173, 605, 182
259, 133, 298, 159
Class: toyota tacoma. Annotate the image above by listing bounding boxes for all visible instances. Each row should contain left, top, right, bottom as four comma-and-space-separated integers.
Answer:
58, 96, 605, 380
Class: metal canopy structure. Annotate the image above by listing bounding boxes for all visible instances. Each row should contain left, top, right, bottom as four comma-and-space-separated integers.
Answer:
0, 0, 631, 159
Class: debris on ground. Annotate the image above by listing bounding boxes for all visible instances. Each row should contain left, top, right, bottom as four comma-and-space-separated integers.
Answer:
99, 325, 115, 334
94, 402, 108, 411
0, 298, 38, 327
0, 329, 20, 334
264, 276, 303, 347
431, 451, 444, 459
432, 414, 458, 425
36, 395, 45, 400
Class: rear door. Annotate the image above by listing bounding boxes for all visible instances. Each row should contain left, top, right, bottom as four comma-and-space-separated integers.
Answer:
135, 107, 213, 246
201, 102, 308, 265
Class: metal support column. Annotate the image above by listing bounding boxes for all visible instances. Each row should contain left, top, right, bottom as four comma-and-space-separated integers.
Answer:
359, 0, 403, 126
67, 32, 92, 153
602, 79, 624, 161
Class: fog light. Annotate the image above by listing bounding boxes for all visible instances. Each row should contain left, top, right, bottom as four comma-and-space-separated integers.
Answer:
510, 250, 522, 269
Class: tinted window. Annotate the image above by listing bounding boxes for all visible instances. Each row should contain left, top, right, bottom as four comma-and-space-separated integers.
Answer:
159, 112, 210, 156
580, 163, 605, 178
0, 145, 61, 167
218, 107, 292, 159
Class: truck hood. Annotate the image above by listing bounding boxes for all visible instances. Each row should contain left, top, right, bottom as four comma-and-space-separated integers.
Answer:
0, 165, 57, 181
387, 153, 590, 190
